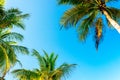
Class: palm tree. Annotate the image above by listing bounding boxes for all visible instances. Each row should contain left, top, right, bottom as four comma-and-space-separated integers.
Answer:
58, 0, 120, 49
12, 49, 76, 80
0, 8, 29, 29
0, 28, 29, 80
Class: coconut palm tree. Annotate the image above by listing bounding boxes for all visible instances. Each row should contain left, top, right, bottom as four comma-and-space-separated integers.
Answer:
58, 0, 120, 49
0, 28, 29, 80
12, 49, 76, 80
0, 8, 29, 29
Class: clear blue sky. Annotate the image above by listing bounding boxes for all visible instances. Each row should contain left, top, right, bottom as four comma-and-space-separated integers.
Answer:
5, 0, 120, 80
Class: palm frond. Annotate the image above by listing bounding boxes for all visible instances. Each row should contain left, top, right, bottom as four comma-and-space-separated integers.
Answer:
43, 50, 49, 61
1, 32, 24, 42
50, 52, 58, 71
78, 11, 98, 41
11, 45, 29, 55
0, 8, 29, 29
53, 63, 76, 79
60, 3, 97, 28
16, 59, 22, 67
8, 49, 17, 66
6, 8, 22, 14
12, 69, 40, 80
32, 49, 46, 70
95, 18, 103, 50
5, 41, 17, 45
13, 21, 26, 30
106, 7, 120, 21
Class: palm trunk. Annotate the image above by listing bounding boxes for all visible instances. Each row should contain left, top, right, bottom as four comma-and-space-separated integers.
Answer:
103, 10, 120, 33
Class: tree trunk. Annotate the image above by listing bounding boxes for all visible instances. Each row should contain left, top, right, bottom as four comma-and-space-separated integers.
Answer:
103, 10, 120, 33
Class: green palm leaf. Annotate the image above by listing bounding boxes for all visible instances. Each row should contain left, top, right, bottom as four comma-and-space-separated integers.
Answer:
11, 45, 29, 55
1, 32, 24, 41
60, 3, 97, 27
106, 7, 120, 21
12, 69, 40, 80
32, 49, 46, 70
78, 11, 98, 41
0, 8, 29, 29
95, 18, 103, 50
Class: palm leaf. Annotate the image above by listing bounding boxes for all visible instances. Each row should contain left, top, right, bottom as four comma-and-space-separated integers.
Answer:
12, 69, 40, 80
52, 63, 76, 79
60, 3, 97, 27
106, 7, 120, 21
11, 45, 29, 54
0, 8, 29, 29
1, 32, 24, 42
32, 49, 46, 70
78, 11, 98, 41
8, 49, 17, 66
50, 52, 58, 71
95, 18, 103, 50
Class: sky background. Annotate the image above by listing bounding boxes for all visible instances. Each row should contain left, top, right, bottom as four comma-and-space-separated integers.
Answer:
4, 0, 120, 80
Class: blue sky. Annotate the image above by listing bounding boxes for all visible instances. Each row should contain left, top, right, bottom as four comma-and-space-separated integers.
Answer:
5, 0, 120, 80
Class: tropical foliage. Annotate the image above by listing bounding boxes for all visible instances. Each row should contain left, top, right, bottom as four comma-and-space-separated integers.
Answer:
0, 3, 29, 79
12, 50, 76, 80
0, 8, 29, 29
0, 28, 29, 80
58, 0, 120, 49
0, 0, 30, 80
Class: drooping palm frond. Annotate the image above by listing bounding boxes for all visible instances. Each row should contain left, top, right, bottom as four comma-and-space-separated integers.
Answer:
60, 2, 98, 42
51, 63, 76, 80
1, 32, 24, 42
60, 3, 97, 27
32, 49, 46, 71
105, 7, 120, 27
95, 18, 103, 50
11, 45, 29, 55
12, 69, 40, 80
0, 8, 29, 29
79, 11, 98, 40
106, 7, 120, 21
